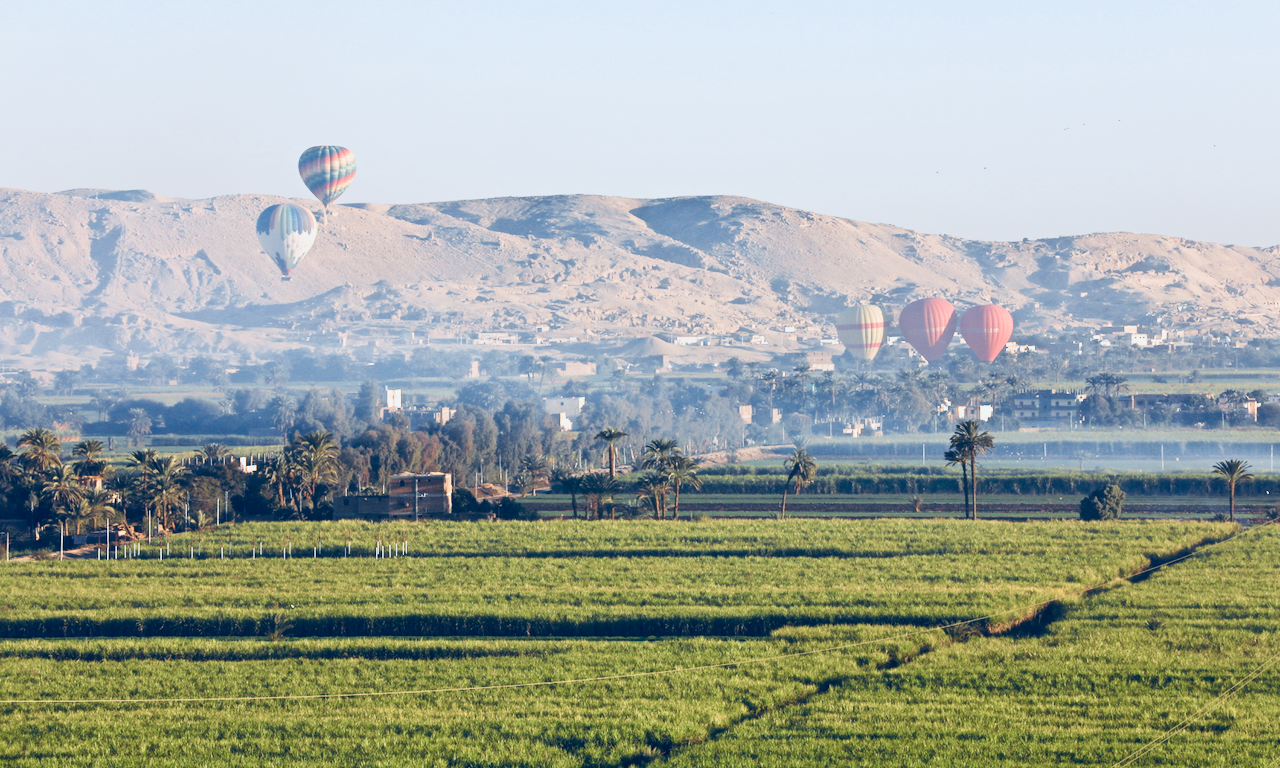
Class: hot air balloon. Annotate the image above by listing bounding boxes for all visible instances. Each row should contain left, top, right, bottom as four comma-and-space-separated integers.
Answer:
835, 305, 885, 361
959, 304, 1014, 362
898, 298, 957, 362
257, 203, 318, 280
298, 146, 356, 211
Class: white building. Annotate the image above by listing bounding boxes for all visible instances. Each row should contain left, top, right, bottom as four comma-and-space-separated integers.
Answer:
543, 396, 586, 431
543, 396, 585, 417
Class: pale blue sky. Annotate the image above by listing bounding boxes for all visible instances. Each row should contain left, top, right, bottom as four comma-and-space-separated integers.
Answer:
4, 1, 1278, 245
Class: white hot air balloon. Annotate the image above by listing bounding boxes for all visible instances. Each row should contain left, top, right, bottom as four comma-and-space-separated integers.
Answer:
256, 203, 318, 281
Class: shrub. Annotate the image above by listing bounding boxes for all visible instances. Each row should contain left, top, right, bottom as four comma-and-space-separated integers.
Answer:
1079, 484, 1126, 521
493, 497, 536, 521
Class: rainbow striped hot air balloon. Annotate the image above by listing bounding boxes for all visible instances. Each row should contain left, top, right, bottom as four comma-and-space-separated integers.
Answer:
298, 146, 356, 209
257, 203, 318, 281
835, 305, 885, 361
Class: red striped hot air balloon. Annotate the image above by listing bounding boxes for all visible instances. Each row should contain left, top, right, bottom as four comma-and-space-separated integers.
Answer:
898, 298, 957, 362
959, 304, 1015, 362
835, 305, 885, 361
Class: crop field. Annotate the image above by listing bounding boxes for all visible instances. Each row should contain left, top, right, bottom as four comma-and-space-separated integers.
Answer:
0, 521, 1223, 638
0, 519, 1268, 767
667, 523, 1280, 766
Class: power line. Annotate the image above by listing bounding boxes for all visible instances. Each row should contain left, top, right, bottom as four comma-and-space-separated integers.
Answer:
0, 521, 1271, 708
1106, 519, 1280, 767
1109, 646, 1280, 767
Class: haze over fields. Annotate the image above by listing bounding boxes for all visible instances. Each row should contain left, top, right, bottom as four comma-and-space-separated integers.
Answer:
0, 186, 1277, 368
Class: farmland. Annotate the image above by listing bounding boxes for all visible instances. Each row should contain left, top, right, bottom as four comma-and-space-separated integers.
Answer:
666, 523, 1280, 766
0, 521, 1224, 638
3, 519, 1273, 766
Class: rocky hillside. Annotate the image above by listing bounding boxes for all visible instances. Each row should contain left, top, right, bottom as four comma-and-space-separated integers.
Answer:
0, 187, 1275, 367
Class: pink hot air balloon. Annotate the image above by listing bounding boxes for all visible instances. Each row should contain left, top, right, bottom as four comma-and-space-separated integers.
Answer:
898, 298, 957, 362
960, 304, 1015, 362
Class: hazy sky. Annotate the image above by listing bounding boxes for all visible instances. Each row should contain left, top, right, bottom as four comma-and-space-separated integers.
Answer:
5, 1, 1279, 245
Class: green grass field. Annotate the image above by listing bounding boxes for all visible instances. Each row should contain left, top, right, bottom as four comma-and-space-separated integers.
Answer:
665, 524, 1280, 766
0, 519, 1260, 766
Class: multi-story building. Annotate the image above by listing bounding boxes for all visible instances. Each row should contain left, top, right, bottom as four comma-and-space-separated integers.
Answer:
1011, 389, 1086, 423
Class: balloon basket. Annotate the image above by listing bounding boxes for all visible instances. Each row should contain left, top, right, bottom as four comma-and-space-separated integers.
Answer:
280, 276, 292, 282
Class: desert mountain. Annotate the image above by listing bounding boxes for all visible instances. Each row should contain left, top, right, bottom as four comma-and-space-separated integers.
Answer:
0, 187, 1276, 368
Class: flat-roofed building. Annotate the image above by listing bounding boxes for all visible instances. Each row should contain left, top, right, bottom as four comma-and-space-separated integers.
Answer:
1012, 389, 1086, 423
333, 472, 453, 520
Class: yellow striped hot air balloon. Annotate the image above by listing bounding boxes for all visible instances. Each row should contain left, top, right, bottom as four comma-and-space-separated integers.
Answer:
835, 305, 886, 360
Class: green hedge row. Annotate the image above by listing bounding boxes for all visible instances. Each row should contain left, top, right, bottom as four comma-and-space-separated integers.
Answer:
0, 611, 961, 640
691, 472, 1271, 497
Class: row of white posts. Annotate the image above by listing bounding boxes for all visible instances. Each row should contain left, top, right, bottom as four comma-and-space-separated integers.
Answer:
9, 523, 409, 562
41, 537, 411, 561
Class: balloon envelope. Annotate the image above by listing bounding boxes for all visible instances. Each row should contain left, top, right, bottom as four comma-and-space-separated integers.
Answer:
257, 203, 318, 280
298, 146, 356, 207
898, 298, 957, 361
835, 305, 885, 360
959, 304, 1014, 362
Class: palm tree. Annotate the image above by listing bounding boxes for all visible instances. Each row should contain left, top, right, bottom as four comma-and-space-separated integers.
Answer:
127, 408, 153, 448
815, 371, 844, 427
949, 421, 995, 519
666, 455, 702, 520
293, 431, 339, 512
71, 439, 107, 488
1212, 459, 1253, 522
759, 370, 779, 413
634, 472, 666, 519
18, 428, 62, 474
272, 397, 298, 439
0, 445, 18, 489
66, 497, 96, 536
640, 439, 680, 518
550, 470, 585, 519
200, 443, 231, 465
1085, 372, 1129, 399
42, 464, 85, 534
126, 449, 158, 539
579, 472, 619, 520
641, 439, 679, 469
513, 469, 538, 498
147, 457, 188, 532
262, 453, 298, 513
780, 447, 817, 520
594, 428, 629, 479
518, 454, 551, 494
75, 489, 118, 541
106, 471, 134, 534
